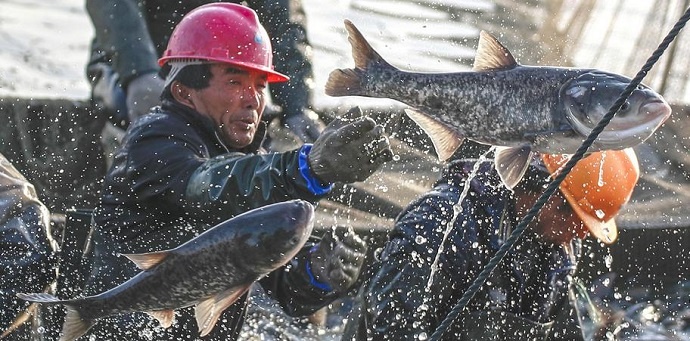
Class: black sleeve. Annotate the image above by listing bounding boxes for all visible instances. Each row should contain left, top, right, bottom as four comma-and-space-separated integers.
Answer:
0, 155, 59, 330
182, 148, 325, 224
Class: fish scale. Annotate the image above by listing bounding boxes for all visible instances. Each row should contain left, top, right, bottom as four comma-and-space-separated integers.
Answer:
17, 200, 315, 341
326, 20, 671, 189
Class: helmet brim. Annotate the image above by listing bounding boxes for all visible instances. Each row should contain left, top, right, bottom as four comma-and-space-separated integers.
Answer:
159, 57, 290, 83
561, 188, 618, 244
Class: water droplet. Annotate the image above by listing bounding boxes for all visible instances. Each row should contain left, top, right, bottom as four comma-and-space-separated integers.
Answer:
595, 209, 606, 219
392, 154, 401, 161
605, 254, 613, 268
598, 151, 606, 186
415, 235, 427, 245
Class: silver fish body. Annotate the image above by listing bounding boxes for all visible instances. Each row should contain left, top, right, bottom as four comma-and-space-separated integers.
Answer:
18, 199, 315, 341
326, 20, 671, 188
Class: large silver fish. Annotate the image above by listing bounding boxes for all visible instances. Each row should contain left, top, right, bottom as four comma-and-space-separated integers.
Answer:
18, 200, 315, 341
326, 20, 671, 188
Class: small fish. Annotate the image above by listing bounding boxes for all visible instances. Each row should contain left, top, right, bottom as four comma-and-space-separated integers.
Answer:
326, 20, 671, 188
18, 200, 315, 341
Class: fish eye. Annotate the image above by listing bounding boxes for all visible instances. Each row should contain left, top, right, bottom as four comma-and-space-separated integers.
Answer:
637, 85, 644, 90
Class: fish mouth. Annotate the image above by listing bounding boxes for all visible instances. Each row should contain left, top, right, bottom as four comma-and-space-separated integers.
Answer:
292, 200, 315, 239
595, 99, 671, 146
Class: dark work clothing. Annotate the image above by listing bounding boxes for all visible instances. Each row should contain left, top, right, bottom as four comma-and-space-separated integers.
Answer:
342, 160, 584, 341
86, 0, 313, 121
0, 154, 59, 340
85, 99, 334, 340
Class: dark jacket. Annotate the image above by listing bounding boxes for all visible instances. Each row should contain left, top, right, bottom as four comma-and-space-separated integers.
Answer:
84, 100, 334, 340
86, 0, 313, 121
342, 160, 584, 341
0, 154, 59, 340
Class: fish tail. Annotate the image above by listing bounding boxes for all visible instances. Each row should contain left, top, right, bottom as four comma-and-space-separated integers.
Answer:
59, 305, 95, 341
325, 68, 364, 96
325, 19, 395, 97
17, 293, 95, 341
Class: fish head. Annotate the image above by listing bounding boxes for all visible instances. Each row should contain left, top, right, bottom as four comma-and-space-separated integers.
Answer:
561, 71, 671, 150
243, 200, 315, 272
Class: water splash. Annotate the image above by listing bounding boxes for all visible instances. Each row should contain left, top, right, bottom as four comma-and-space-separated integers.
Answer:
425, 147, 495, 291
598, 150, 607, 187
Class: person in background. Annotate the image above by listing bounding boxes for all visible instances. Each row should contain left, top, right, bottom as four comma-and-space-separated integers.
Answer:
341, 144, 640, 340
86, 0, 324, 144
83, 3, 393, 340
0, 153, 59, 341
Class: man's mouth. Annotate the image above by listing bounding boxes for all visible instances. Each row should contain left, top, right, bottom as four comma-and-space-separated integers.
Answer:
236, 120, 256, 131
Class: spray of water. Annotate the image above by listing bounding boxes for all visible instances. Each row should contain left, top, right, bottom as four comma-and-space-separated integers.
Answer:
425, 147, 495, 291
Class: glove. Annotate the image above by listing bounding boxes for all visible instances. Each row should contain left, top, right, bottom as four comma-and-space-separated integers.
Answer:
309, 228, 367, 293
308, 106, 393, 184
283, 109, 326, 143
126, 72, 164, 122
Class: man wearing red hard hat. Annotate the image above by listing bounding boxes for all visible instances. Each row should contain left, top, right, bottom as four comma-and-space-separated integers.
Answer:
83, 3, 393, 340
342, 142, 639, 340
87, 0, 326, 146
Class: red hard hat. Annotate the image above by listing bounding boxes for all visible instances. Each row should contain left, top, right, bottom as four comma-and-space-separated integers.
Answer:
159, 3, 289, 83
541, 149, 639, 244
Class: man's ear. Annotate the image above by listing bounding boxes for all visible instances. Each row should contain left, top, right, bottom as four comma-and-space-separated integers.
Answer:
171, 81, 195, 108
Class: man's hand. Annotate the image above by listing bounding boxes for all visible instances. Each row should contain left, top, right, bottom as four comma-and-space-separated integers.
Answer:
308, 106, 393, 184
126, 72, 164, 122
283, 109, 326, 143
309, 228, 367, 293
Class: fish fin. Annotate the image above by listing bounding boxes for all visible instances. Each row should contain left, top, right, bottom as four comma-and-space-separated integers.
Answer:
404, 108, 463, 161
16, 292, 64, 304
472, 31, 518, 72
325, 19, 394, 97
343, 19, 390, 70
147, 310, 175, 329
495, 146, 533, 189
121, 251, 170, 270
195, 285, 251, 337
60, 305, 94, 341
325, 68, 363, 97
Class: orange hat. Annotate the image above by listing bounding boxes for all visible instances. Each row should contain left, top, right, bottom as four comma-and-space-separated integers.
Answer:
541, 148, 639, 244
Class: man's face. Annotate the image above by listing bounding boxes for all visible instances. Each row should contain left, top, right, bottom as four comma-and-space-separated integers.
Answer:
187, 64, 268, 149
516, 188, 586, 244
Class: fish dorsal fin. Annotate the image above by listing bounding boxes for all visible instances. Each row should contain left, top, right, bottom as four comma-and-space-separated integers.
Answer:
122, 251, 170, 270
147, 310, 175, 329
494, 146, 533, 189
195, 285, 251, 337
404, 108, 463, 161
473, 31, 518, 72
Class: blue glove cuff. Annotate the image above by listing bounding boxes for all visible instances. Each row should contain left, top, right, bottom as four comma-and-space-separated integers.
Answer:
306, 245, 333, 292
298, 144, 333, 196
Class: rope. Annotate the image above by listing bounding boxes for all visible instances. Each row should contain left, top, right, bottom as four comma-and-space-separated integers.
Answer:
429, 7, 690, 340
